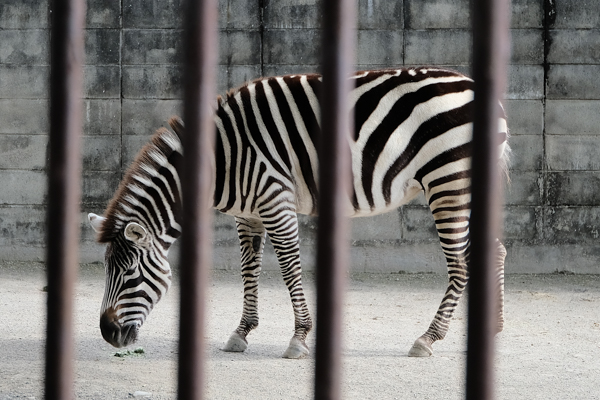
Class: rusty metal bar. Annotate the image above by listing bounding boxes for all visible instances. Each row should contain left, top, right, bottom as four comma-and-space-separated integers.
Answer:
313, 0, 356, 399
466, 0, 510, 398
177, 0, 218, 398
45, 0, 85, 399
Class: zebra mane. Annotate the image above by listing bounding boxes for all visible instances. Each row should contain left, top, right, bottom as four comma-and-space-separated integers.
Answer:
97, 120, 183, 243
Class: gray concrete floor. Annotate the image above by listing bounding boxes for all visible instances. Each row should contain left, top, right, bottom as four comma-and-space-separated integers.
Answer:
1, 262, 599, 399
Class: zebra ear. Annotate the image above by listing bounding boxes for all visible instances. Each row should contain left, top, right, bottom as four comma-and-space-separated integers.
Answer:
88, 213, 106, 233
124, 222, 148, 244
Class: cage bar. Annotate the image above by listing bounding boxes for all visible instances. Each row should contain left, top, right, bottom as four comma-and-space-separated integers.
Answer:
176, 0, 219, 399
45, 0, 85, 399
466, 0, 510, 399
313, 0, 356, 399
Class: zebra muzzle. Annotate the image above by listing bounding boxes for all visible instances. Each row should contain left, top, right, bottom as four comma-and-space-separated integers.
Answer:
100, 308, 140, 348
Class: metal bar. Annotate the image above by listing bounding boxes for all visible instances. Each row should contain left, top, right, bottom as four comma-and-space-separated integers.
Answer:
45, 0, 85, 399
466, 0, 510, 399
314, 0, 356, 398
177, 0, 218, 398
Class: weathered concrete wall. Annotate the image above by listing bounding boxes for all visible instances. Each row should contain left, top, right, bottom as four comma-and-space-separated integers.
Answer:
1, 0, 599, 273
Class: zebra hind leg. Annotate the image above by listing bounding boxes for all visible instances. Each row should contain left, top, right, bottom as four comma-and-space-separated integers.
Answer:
496, 239, 506, 333
407, 239, 507, 357
408, 186, 472, 357
223, 217, 266, 353
408, 249, 469, 357
262, 209, 312, 359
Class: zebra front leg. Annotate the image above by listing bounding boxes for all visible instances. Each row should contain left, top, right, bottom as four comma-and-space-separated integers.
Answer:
262, 209, 312, 359
223, 217, 266, 353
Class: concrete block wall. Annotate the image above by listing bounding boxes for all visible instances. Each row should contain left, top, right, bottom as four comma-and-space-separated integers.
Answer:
1, 0, 599, 273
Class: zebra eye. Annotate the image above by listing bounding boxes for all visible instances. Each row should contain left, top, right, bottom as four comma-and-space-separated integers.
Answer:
125, 263, 138, 273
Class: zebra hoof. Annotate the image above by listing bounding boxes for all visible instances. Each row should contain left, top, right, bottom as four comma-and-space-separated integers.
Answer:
408, 336, 434, 357
282, 337, 309, 359
222, 331, 248, 352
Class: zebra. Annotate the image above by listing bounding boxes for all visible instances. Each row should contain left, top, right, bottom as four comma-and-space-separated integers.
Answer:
88, 67, 509, 358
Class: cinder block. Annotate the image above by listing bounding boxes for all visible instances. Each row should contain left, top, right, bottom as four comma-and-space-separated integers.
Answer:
506, 64, 544, 100
405, 30, 470, 65
544, 206, 600, 243
263, 0, 322, 29
0, 206, 46, 246
511, 0, 543, 28
87, 0, 121, 28
220, 30, 262, 65
552, 0, 600, 29
213, 211, 239, 244
0, 66, 48, 98
504, 99, 543, 136
122, 134, 153, 167
546, 100, 600, 135
357, 0, 403, 30
297, 214, 317, 244
405, 0, 470, 29
504, 171, 542, 206
405, 192, 428, 207
357, 30, 403, 66
262, 64, 320, 78
0, 135, 47, 170
506, 135, 543, 171
546, 135, 600, 171
122, 66, 182, 99
123, 0, 183, 29
0, 99, 48, 135
122, 99, 182, 136
546, 172, 600, 206
507, 243, 600, 273
503, 206, 539, 241
83, 100, 121, 136
219, 0, 260, 29
0, 0, 48, 29
84, 66, 121, 98
402, 206, 438, 241
510, 29, 543, 65
263, 29, 321, 65
82, 170, 122, 205
548, 65, 600, 100
0, 30, 48, 65
548, 30, 600, 64
351, 211, 402, 241
85, 29, 120, 65
218, 65, 262, 94
123, 30, 181, 65
349, 242, 446, 273
0, 170, 46, 205
82, 135, 121, 171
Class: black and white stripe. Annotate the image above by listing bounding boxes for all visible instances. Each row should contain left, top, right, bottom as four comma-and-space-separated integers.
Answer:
90, 67, 509, 357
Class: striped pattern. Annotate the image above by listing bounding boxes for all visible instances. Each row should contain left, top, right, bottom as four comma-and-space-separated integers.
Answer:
93, 130, 182, 347
92, 67, 509, 356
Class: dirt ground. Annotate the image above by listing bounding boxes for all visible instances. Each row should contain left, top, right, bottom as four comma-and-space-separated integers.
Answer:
1, 261, 599, 400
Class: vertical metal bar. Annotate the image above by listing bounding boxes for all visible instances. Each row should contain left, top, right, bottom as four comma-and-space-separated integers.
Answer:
177, 0, 218, 398
45, 0, 85, 399
466, 0, 510, 399
314, 0, 356, 399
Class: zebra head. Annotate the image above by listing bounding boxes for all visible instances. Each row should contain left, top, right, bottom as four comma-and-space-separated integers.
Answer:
89, 124, 183, 348
88, 213, 172, 347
